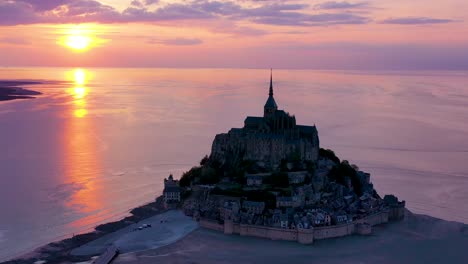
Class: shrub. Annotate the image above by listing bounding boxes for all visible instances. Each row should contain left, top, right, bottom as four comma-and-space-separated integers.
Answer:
200, 155, 210, 166
264, 172, 289, 188
180, 166, 202, 187
328, 161, 363, 196
319, 148, 340, 164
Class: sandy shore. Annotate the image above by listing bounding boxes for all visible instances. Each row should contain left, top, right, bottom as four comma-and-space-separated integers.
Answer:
114, 210, 468, 264
72, 210, 198, 256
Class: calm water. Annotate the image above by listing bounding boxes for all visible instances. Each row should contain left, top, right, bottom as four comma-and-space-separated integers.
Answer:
0, 68, 468, 261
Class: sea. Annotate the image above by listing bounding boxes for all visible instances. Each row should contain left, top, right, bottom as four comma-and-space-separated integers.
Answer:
0, 68, 467, 261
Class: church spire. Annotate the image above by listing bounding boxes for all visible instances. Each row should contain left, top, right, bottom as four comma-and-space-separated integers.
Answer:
269, 68, 273, 96
264, 68, 278, 118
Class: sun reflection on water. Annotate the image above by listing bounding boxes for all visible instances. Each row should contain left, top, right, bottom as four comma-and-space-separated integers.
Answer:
63, 68, 103, 229
67, 69, 90, 118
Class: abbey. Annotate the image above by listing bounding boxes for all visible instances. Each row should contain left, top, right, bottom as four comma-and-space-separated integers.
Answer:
210, 71, 320, 170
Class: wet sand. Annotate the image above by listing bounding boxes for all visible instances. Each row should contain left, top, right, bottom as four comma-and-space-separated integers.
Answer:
72, 210, 198, 256
114, 210, 468, 264
0, 81, 41, 101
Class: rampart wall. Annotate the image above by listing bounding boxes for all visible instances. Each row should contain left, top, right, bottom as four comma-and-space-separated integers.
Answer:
200, 210, 391, 244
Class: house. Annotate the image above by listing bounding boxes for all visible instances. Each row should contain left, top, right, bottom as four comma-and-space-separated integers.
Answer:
276, 196, 293, 207
280, 214, 289, 228
288, 171, 307, 184
334, 214, 348, 224
246, 175, 263, 186
242, 201, 265, 214
163, 174, 181, 204
246, 173, 271, 187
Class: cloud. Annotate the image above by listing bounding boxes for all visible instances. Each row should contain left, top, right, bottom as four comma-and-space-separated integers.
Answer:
0, 0, 371, 28
380, 17, 455, 25
144, 0, 159, 5
314, 1, 368, 10
147, 37, 203, 45
131, 0, 143, 8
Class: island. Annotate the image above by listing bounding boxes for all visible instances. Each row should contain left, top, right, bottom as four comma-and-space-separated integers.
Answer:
165, 71, 405, 244
4, 73, 467, 264
0, 81, 42, 101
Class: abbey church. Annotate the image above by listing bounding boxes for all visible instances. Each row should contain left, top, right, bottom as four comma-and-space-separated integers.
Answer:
210, 71, 320, 170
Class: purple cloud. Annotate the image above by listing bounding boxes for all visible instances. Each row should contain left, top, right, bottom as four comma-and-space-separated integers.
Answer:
147, 37, 203, 46
0, 0, 372, 27
144, 0, 159, 5
380, 17, 456, 25
314, 1, 369, 10
131, 0, 143, 8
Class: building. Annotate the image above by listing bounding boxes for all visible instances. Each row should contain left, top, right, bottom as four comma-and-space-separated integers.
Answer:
242, 201, 265, 214
288, 171, 307, 184
246, 174, 265, 186
276, 196, 293, 208
210, 70, 320, 170
163, 174, 181, 204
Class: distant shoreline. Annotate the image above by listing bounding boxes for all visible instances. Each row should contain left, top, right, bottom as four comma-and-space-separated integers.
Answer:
0, 81, 42, 102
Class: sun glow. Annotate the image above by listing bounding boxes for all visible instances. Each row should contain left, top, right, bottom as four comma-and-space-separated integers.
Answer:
65, 35, 92, 51
58, 25, 104, 52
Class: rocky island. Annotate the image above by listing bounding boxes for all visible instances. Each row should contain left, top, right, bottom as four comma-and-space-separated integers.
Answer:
165, 71, 405, 244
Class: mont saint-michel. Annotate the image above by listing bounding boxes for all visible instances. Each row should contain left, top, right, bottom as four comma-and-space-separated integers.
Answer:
164, 71, 406, 244
2, 70, 468, 264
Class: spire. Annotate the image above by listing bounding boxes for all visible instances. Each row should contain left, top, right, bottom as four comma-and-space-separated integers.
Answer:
269, 68, 273, 96
264, 68, 278, 116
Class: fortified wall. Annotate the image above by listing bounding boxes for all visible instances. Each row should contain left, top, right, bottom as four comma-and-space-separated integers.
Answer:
199, 210, 393, 244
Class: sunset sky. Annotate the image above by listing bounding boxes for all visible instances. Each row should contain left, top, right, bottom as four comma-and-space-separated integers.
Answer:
1, 0, 467, 69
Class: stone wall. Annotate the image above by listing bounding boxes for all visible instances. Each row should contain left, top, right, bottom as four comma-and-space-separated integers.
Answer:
356, 211, 389, 226
210, 130, 319, 169
313, 223, 354, 240
200, 210, 391, 244
388, 202, 405, 221
199, 219, 224, 232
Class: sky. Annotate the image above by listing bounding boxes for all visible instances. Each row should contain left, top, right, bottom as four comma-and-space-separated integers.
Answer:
0, 0, 467, 69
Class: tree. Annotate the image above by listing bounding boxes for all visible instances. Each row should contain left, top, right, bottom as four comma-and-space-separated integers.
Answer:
264, 172, 289, 188
328, 161, 363, 196
319, 148, 340, 164
199, 167, 220, 184
200, 155, 209, 166
180, 166, 202, 187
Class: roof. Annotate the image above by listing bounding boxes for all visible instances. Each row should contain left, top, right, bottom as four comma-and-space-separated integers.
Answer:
163, 186, 181, 193
244, 116, 263, 125
246, 175, 263, 180
243, 201, 265, 208
277, 197, 292, 202
264, 95, 278, 109
297, 125, 316, 134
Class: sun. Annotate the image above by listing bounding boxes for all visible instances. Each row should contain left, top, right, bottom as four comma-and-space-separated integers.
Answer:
65, 35, 92, 51
58, 26, 101, 52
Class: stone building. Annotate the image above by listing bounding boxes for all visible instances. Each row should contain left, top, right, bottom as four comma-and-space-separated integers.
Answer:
210, 70, 320, 170
242, 201, 265, 214
246, 174, 264, 186
276, 196, 293, 208
163, 174, 181, 205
